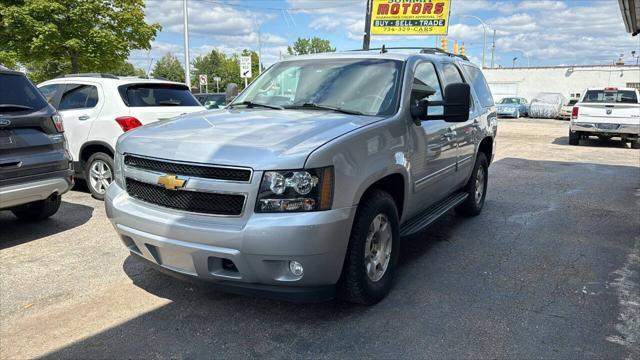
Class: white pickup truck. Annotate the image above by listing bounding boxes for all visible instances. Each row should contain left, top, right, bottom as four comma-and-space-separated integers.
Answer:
569, 87, 640, 148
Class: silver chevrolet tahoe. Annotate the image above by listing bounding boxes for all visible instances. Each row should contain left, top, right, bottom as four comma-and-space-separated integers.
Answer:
105, 49, 497, 304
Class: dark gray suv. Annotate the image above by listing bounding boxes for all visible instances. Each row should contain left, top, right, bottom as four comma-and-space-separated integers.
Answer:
0, 67, 74, 220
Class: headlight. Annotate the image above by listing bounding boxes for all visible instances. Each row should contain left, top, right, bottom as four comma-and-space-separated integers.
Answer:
114, 152, 125, 188
256, 167, 334, 212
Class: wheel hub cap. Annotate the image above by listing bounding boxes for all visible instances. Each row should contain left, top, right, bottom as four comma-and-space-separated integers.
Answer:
364, 213, 392, 282
89, 160, 113, 195
475, 167, 485, 205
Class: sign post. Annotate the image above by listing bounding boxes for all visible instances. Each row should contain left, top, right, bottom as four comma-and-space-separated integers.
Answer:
365, 0, 451, 45
240, 56, 252, 88
198, 74, 208, 93
213, 76, 221, 93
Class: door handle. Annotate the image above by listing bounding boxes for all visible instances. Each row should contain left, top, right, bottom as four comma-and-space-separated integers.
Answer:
78, 115, 90, 121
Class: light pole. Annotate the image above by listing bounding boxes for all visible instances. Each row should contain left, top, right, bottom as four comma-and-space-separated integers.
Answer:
512, 57, 518, 68
183, 0, 191, 88
632, 50, 639, 65
491, 29, 496, 68
458, 14, 487, 68
512, 48, 530, 67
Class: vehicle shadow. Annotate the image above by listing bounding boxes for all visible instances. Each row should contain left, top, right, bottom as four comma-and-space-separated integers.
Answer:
0, 201, 94, 249
553, 135, 629, 148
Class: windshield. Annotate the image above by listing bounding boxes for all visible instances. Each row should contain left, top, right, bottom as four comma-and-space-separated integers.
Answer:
232, 58, 403, 116
582, 89, 638, 104
0, 73, 48, 112
499, 98, 520, 104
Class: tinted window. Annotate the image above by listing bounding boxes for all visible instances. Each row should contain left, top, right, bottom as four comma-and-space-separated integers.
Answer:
582, 89, 638, 104
441, 63, 464, 85
123, 84, 200, 107
463, 65, 494, 107
39, 84, 61, 105
0, 73, 48, 112
59, 84, 99, 110
413, 62, 443, 101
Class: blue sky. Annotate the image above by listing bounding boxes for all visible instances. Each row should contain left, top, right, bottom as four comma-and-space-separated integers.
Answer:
131, 0, 640, 71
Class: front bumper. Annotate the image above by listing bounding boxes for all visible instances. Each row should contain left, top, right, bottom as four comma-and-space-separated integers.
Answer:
0, 169, 74, 209
105, 183, 357, 301
570, 122, 640, 136
497, 109, 518, 117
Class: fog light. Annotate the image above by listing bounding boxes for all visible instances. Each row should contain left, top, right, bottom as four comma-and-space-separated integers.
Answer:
289, 261, 304, 276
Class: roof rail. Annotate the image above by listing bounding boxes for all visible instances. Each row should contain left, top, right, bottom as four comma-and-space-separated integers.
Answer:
347, 46, 469, 61
56, 73, 119, 79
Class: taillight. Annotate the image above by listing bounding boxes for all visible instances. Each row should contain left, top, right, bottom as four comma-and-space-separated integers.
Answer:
115, 116, 142, 132
571, 106, 579, 119
52, 114, 64, 132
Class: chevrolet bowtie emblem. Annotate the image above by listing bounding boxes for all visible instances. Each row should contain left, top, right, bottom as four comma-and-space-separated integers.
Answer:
157, 175, 187, 190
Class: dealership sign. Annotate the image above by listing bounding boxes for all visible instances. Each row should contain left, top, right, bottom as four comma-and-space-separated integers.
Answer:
370, 0, 451, 35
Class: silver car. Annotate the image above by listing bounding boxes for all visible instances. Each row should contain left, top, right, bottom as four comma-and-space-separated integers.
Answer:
105, 49, 497, 304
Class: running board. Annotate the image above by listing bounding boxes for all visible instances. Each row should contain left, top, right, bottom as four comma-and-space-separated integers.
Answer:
400, 192, 468, 237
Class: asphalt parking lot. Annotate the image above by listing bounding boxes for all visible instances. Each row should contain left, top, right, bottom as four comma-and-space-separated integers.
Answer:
1, 118, 639, 359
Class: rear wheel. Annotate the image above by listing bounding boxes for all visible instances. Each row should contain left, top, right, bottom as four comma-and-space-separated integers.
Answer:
11, 194, 62, 221
85, 152, 114, 200
338, 190, 400, 305
569, 130, 580, 145
631, 139, 640, 149
456, 153, 488, 217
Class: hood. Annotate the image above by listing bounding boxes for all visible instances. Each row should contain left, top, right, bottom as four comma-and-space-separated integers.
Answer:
117, 108, 384, 170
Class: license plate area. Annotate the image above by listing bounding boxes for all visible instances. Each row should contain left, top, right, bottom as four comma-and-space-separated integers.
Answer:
596, 123, 619, 130
145, 244, 197, 276
0, 130, 13, 146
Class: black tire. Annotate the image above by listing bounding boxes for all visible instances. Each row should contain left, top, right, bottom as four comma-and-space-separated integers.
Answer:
85, 152, 115, 200
568, 130, 580, 145
455, 152, 488, 217
631, 139, 640, 149
338, 190, 400, 305
11, 194, 62, 221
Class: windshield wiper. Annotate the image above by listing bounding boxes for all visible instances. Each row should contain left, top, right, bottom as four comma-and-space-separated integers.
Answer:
229, 101, 283, 110
285, 103, 365, 115
157, 100, 181, 106
0, 104, 33, 111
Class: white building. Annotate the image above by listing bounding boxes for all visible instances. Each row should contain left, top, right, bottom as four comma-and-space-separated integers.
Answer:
483, 64, 640, 102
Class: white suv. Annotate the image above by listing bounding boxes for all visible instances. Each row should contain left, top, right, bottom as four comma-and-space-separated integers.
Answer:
38, 74, 205, 199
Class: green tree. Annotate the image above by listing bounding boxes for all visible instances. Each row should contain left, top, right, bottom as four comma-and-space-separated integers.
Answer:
191, 49, 260, 91
0, 0, 161, 75
287, 37, 335, 55
152, 53, 185, 83
112, 62, 147, 77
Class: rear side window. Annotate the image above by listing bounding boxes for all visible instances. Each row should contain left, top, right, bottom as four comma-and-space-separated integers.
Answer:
59, 84, 99, 110
120, 84, 201, 107
582, 89, 638, 104
0, 73, 48, 112
463, 65, 494, 107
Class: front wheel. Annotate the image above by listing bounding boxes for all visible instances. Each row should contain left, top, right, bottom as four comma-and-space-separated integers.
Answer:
85, 152, 115, 201
631, 139, 640, 149
455, 152, 488, 217
338, 190, 400, 305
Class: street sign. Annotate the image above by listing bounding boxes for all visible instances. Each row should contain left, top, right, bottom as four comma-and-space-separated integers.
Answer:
213, 76, 221, 82
240, 56, 252, 79
369, 0, 451, 36
199, 74, 208, 85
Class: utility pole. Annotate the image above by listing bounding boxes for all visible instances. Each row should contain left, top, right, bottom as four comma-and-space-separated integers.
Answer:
362, 0, 373, 50
491, 29, 496, 68
183, 0, 191, 88
458, 15, 487, 68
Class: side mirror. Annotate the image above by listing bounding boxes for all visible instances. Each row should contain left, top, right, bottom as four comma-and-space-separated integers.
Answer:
443, 83, 471, 122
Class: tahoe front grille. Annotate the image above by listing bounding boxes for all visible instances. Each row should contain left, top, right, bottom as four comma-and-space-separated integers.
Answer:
125, 178, 245, 216
124, 155, 251, 182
